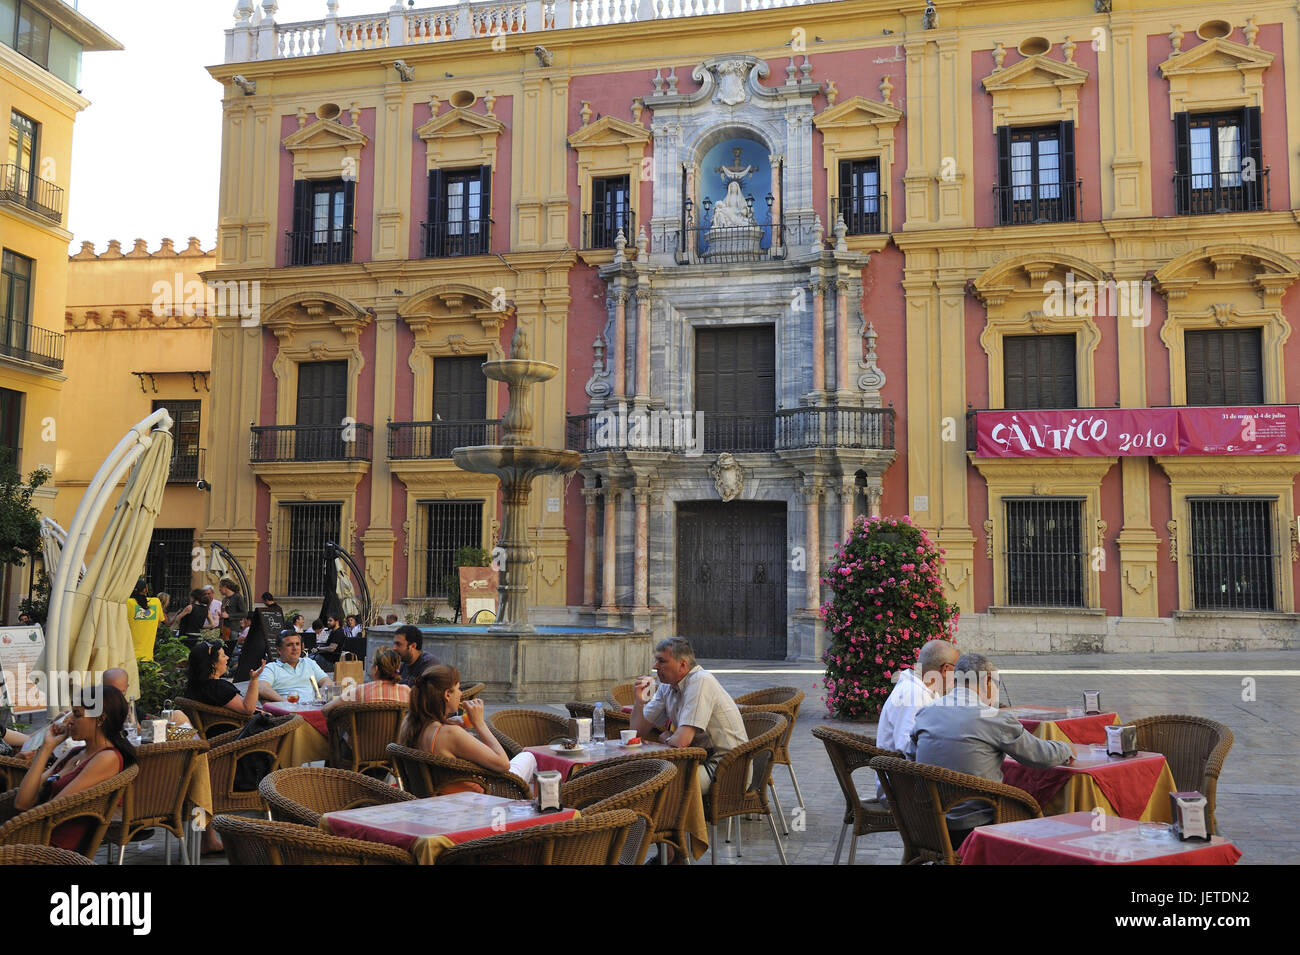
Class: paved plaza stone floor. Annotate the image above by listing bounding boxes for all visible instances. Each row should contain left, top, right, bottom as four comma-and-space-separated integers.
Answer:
104, 649, 1298, 866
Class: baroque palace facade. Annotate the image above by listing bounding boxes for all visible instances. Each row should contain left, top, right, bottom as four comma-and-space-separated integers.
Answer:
208, 0, 1300, 658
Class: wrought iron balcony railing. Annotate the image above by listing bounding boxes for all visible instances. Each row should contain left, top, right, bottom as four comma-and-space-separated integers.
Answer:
1174, 168, 1269, 215
250, 424, 374, 463
388, 419, 502, 459
830, 193, 888, 236
284, 228, 356, 266
582, 210, 636, 250
0, 164, 64, 223
421, 219, 492, 257
994, 179, 1082, 225
0, 319, 65, 370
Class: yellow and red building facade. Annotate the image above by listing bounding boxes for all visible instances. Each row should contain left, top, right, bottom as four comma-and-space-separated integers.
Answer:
207, 0, 1300, 656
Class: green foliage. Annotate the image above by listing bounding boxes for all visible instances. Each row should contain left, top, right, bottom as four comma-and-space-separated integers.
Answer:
0, 448, 50, 568
821, 515, 959, 720
18, 569, 51, 624
137, 635, 189, 718
443, 546, 489, 621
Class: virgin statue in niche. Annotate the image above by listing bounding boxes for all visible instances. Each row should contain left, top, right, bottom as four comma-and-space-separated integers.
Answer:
710, 147, 757, 228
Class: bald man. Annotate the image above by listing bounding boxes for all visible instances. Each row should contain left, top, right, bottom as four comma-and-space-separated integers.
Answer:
103, 668, 129, 695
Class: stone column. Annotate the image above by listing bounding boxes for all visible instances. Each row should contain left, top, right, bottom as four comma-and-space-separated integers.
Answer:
612, 292, 627, 398
835, 279, 850, 396
582, 486, 599, 607
811, 281, 827, 394
601, 488, 618, 610
868, 483, 883, 519
803, 482, 822, 610
635, 292, 651, 400
769, 152, 782, 254
840, 480, 856, 541
633, 486, 650, 611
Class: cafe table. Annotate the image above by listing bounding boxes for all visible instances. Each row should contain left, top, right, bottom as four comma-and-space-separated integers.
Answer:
1002, 744, 1177, 822
320, 791, 579, 864
1004, 705, 1121, 745
958, 812, 1242, 865
262, 700, 331, 765
522, 739, 710, 860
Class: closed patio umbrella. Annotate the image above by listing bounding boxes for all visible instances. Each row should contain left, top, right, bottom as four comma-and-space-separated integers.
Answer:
63, 428, 173, 700
39, 516, 85, 586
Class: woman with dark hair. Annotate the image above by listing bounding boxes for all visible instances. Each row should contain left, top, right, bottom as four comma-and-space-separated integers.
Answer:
231, 611, 269, 683
178, 588, 210, 638
13, 685, 137, 850
186, 642, 262, 715
400, 665, 536, 784
126, 579, 163, 662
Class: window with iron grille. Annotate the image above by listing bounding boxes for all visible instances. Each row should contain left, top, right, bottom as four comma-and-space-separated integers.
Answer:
288, 179, 354, 265
996, 123, 1077, 224
426, 167, 491, 257
1184, 328, 1263, 406
276, 502, 341, 598
154, 399, 201, 483
1189, 498, 1276, 611
146, 528, 194, 602
1004, 498, 1085, 607
412, 500, 484, 599
837, 158, 882, 235
589, 176, 631, 248
1004, 334, 1077, 409
1174, 108, 1263, 214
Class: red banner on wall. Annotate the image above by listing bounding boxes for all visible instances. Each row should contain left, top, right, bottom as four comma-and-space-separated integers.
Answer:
974, 407, 1300, 458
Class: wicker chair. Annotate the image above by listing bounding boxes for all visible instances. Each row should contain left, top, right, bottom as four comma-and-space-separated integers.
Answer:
1132, 715, 1234, 833
573, 746, 706, 860
434, 808, 644, 865
487, 708, 573, 757
176, 697, 252, 740
460, 683, 486, 701
736, 686, 807, 826
869, 756, 1042, 864
560, 758, 676, 864
0, 843, 96, 865
206, 715, 302, 817
608, 682, 637, 708
261, 766, 416, 827
324, 701, 406, 780
112, 736, 209, 865
702, 711, 788, 865
0, 754, 30, 791
0, 764, 139, 858
385, 743, 530, 799
564, 701, 654, 742
811, 725, 900, 864
212, 814, 415, 865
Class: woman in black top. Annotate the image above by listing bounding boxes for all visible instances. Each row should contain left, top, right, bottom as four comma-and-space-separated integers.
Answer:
185, 642, 262, 715
179, 589, 210, 637
231, 612, 269, 683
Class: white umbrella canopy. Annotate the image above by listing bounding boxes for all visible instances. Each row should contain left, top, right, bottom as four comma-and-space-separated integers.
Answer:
335, 557, 361, 618
64, 429, 173, 700
39, 516, 85, 585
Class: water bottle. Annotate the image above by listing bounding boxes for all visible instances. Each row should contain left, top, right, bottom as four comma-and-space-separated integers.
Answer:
592, 702, 605, 743
124, 698, 140, 744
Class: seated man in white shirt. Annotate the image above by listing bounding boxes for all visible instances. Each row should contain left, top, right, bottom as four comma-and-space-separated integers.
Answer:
256, 632, 332, 702
874, 639, 959, 798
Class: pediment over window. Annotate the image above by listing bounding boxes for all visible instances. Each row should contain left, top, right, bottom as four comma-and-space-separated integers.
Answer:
262, 291, 372, 343
282, 118, 369, 153
398, 283, 511, 338
568, 115, 652, 157
981, 55, 1089, 129
814, 96, 904, 132
1153, 243, 1300, 301
1158, 37, 1273, 117
417, 108, 506, 171
281, 118, 368, 180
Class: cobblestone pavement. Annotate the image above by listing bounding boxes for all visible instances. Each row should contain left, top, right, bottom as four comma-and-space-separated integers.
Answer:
105, 650, 1297, 866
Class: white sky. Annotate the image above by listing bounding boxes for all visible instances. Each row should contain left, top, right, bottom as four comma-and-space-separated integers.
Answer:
67, 0, 385, 252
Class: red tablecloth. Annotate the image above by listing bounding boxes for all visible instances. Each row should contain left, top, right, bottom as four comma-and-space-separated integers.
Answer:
264, 701, 328, 735
958, 812, 1242, 865
1003, 748, 1170, 820
1018, 712, 1118, 744
526, 741, 676, 780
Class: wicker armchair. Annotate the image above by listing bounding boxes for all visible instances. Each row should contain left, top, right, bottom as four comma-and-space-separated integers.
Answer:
608, 682, 637, 708
0, 844, 95, 865
811, 725, 900, 864
324, 701, 406, 780
560, 758, 676, 864
206, 715, 302, 816
385, 743, 530, 799
1132, 715, 1234, 834
564, 701, 653, 742
112, 736, 209, 865
736, 686, 806, 825
176, 697, 252, 740
434, 808, 644, 865
0, 754, 30, 791
213, 814, 415, 865
0, 764, 139, 858
460, 683, 486, 701
702, 711, 788, 865
261, 766, 415, 827
487, 708, 573, 757
573, 746, 706, 860
869, 756, 1042, 864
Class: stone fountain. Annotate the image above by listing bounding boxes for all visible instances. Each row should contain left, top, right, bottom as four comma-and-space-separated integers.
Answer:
360, 325, 651, 702
453, 327, 580, 632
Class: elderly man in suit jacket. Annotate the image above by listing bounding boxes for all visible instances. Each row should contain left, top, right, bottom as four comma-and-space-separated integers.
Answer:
907, 652, 1073, 830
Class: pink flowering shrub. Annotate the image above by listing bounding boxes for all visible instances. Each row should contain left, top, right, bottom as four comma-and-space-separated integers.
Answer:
820, 514, 959, 720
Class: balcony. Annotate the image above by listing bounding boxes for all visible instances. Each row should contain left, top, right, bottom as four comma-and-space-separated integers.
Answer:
567, 406, 896, 454
994, 180, 1081, 226
582, 210, 636, 250
420, 219, 492, 258
1174, 168, 1269, 215
284, 228, 355, 266
0, 165, 64, 223
389, 419, 502, 459
250, 424, 374, 463
830, 194, 888, 236
0, 319, 65, 370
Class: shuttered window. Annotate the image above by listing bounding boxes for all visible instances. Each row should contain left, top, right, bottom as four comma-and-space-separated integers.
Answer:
837, 158, 882, 235
1185, 328, 1263, 405
426, 166, 491, 256
295, 360, 348, 460
695, 326, 776, 451
431, 355, 489, 456
1174, 107, 1264, 214
1004, 334, 1077, 409
589, 176, 631, 248
996, 122, 1076, 224
289, 178, 355, 265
